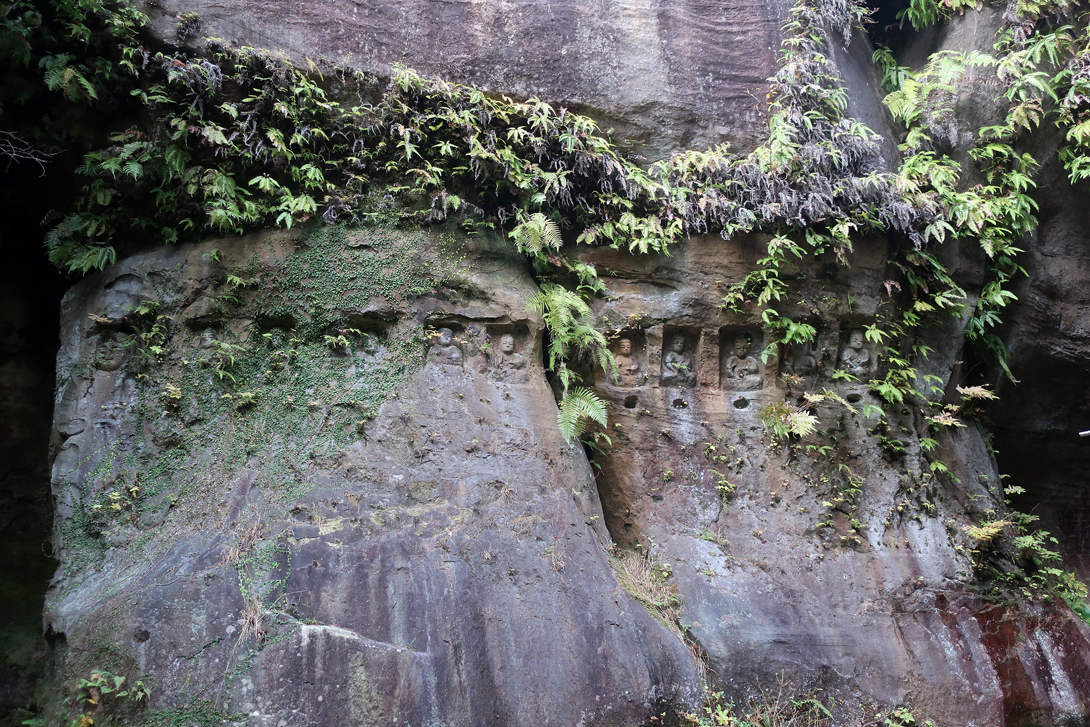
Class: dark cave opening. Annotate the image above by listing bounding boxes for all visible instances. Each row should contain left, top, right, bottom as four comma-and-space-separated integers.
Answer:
0, 158, 72, 720
866, 0, 915, 52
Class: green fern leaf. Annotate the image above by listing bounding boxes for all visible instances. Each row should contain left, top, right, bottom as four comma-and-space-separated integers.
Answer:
557, 387, 607, 442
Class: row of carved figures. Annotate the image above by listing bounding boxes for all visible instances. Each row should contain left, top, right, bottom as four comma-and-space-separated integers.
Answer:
611, 328, 873, 389
428, 327, 528, 381
425, 325, 874, 388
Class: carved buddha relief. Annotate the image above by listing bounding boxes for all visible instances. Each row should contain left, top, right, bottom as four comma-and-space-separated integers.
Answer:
428, 327, 464, 367
722, 332, 762, 391
838, 328, 873, 377
612, 337, 645, 386
782, 340, 818, 377
661, 333, 696, 388
490, 333, 528, 382
473, 326, 532, 382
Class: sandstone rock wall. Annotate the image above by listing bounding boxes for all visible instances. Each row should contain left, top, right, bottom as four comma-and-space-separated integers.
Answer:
41, 223, 1090, 726
142, 0, 789, 158
44, 228, 698, 726
579, 234, 1090, 726
32, 0, 1090, 724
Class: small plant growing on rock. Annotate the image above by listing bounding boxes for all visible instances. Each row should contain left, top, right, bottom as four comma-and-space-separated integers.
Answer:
161, 382, 183, 408
323, 328, 365, 352
759, 401, 818, 442
175, 11, 201, 40
608, 547, 682, 638
205, 339, 245, 382
68, 670, 150, 726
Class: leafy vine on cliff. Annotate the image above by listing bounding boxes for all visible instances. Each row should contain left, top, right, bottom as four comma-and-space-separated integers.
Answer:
3, 0, 960, 440
5, 0, 1089, 452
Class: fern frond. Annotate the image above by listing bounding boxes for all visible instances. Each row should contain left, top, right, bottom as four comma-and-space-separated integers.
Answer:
511, 212, 562, 254
557, 386, 607, 442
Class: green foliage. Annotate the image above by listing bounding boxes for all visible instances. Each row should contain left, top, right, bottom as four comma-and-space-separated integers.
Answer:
61, 669, 150, 726
683, 682, 936, 727
963, 479, 1090, 619
144, 703, 245, 727
556, 386, 607, 442
895, 0, 977, 31
873, 45, 908, 93
760, 401, 819, 442
608, 547, 683, 639
12, 0, 1048, 443
527, 283, 613, 441
76, 670, 150, 705
511, 212, 563, 255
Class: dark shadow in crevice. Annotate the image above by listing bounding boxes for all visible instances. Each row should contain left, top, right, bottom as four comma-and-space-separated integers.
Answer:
867, 0, 915, 52
0, 154, 71, 722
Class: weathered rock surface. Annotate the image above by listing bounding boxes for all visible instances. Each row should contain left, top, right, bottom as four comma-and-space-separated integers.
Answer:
43, 228, 698, 726
578, 234, 1090, 726
990, 146, 1090, 583
141, 0, 788, 158
29, 2, 1090, 726
905, 3, 1090, 608
41, 221, 1090, 727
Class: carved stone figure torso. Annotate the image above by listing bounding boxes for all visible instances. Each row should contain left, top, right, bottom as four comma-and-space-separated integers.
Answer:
430, 327, 463, 366
783, 341, 817, 377
839, 330, 871, 376
613, 338, 641, 385
493, 334, 527, 381
724, 335, 762, 390
662, 334, 695, 387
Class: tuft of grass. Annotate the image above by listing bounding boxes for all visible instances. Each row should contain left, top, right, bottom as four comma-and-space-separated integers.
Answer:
609, 547, 682, 635
608, 546, 708, 685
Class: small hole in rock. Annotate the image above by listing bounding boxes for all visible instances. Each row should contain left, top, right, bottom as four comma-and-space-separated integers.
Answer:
624, 396, 638, 409
846, 393, 862, 403
673, 398, 688, 409
733, 397, 749, 410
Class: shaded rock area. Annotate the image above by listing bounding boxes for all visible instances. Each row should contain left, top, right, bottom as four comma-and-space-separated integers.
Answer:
903, 0, 1090, 618
41, 227, 699, 726
0, 167, 66, 724
990, 150, 1090, 582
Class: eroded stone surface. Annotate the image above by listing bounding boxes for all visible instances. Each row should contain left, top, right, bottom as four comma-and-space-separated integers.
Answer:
35, 4, 1090, 724
578, 234, 1090, 726
140, 0, 790, 159
43, 228, 698, 725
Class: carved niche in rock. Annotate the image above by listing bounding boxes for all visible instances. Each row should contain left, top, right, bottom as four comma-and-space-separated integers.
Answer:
838, 328, 873, 378
427, 327, 464, 367
720, 330, 763, 391
611, 332, 646, 387
481, 327, 529, 383
782, 340, 819, 378
661, 331, 696, 388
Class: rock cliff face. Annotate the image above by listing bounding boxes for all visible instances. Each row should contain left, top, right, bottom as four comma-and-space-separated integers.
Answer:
578, 234, 1090, 726
29, 0, 1090, 725
42, 228, 1090, 727
44, 229, 698, 726
141, 0, 787, 158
